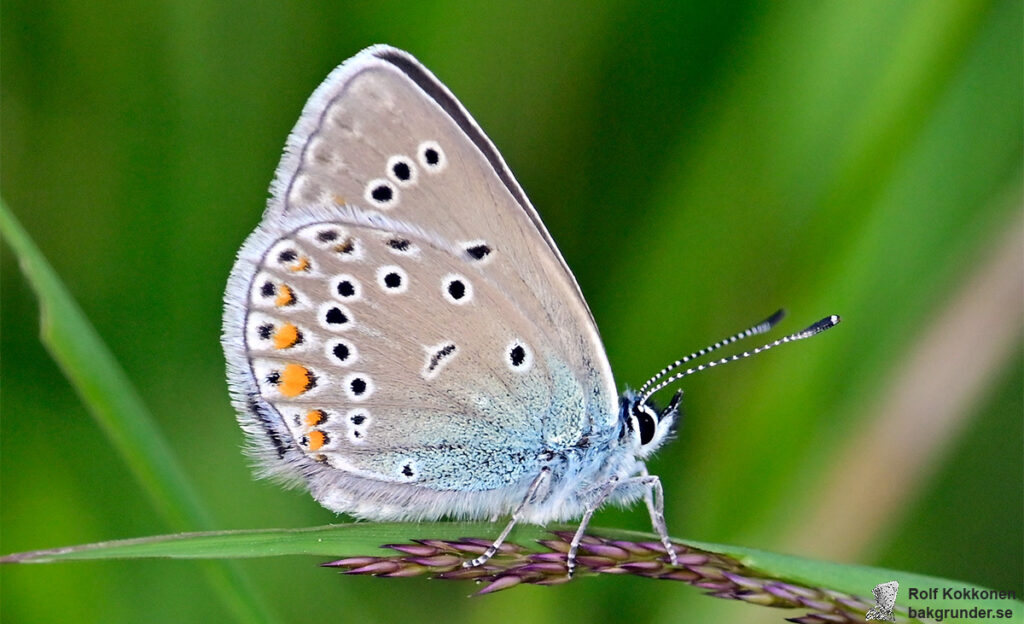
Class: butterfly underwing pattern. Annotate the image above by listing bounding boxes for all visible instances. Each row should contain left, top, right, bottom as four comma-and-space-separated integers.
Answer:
222, 44, 839, 571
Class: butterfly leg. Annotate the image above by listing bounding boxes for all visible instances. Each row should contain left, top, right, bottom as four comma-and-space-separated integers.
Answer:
567, 476, 621, 577
638, 466, 678, 566
569, 472, 678, 576
463, 467, 551, 568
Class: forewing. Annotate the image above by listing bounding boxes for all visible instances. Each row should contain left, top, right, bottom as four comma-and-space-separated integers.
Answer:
269, 46, 616, 415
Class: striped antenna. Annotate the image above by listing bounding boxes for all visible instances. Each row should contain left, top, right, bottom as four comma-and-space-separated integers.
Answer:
638, 314, 841, 406
636, 309, 787, 398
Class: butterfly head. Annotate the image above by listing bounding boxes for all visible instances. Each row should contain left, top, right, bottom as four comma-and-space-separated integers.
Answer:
620, 390, 682, 459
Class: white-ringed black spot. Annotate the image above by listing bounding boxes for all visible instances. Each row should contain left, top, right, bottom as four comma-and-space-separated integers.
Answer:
466, 244, 491, 261
343, 373, 374, 401
260, 281, 275, 297
441, 274, 473, 305
316, 229, 338, 242
258, 323, 273, 340
298, 224, 347, 251
401, 463, 415, 477
334, 343, 349, 360
330, 274, 361, 301
383, 234, 418, 256
325, 339, 357, 366
371, 185, 392, 202
364, 178, 398, 209
506, 339, 533, 372
417, 140, 446, 172
268, 241, 314, 273
376, 265, 408, 294
345, 408, 370, 444
386, 155, 417, 186
326, 307, 347, 324
319, 303, 355, 331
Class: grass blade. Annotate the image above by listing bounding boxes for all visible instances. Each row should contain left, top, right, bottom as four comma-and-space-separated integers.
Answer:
0, 198, 276, 624
5, 523, 1018, 622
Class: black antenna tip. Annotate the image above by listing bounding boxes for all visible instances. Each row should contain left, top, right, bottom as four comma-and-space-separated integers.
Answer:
800, 314, 841, 337
751, 309, 787, 335
766, 308, 787, 327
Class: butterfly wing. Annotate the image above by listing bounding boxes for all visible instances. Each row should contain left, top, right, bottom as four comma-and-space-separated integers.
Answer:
223, 46, 618, 521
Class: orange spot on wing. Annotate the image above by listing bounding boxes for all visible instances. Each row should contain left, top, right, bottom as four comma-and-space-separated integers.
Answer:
307, 430, 327, 451
275, 284, 295, 307
289, 256, 310, 272
333, 194, 347, 205
273, 323, 301, 349
305, 409, 327, 427
280, 364, 314, 397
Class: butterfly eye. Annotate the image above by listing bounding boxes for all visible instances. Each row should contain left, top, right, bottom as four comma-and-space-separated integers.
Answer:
633, 406, 656, 446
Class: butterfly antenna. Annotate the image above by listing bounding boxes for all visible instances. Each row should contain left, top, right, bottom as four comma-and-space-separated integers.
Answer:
638, 314, 841, 406
636, 309, 787, 398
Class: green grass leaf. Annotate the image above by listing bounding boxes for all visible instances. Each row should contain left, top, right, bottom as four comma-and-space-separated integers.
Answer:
5, 523, 1018, 622
0, 199, 276, 624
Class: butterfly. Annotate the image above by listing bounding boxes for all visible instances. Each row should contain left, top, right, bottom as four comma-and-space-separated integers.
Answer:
222, 44, 838, 574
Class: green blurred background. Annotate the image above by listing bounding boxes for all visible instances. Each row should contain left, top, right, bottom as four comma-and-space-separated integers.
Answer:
2, 1, 1021, 622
